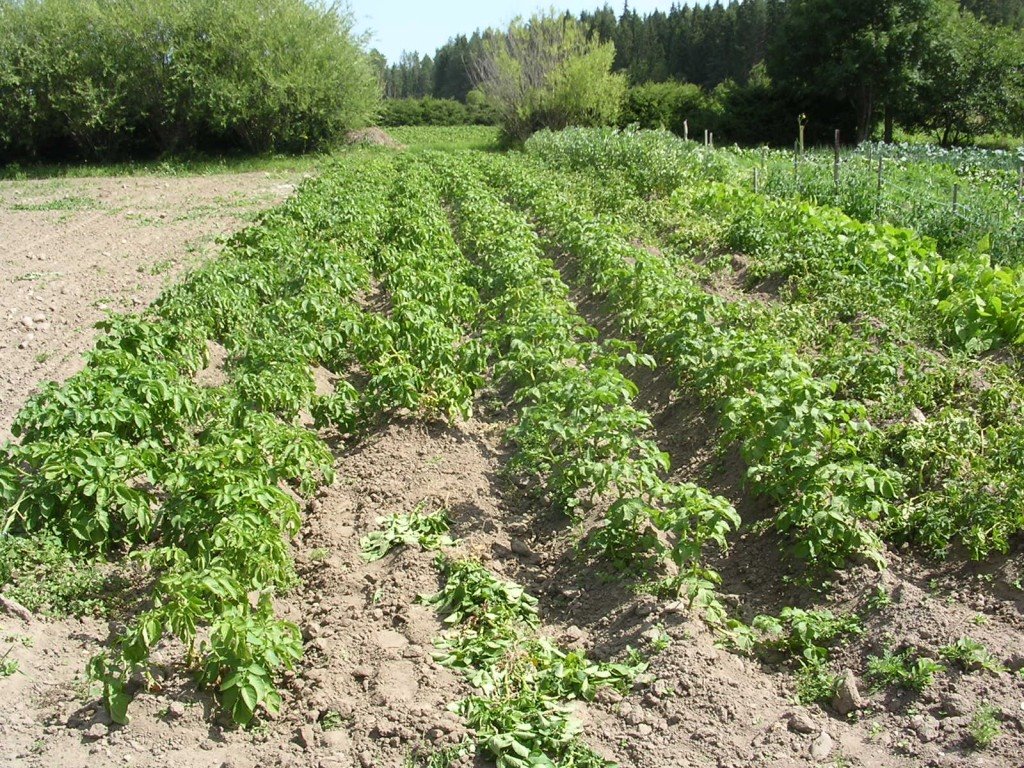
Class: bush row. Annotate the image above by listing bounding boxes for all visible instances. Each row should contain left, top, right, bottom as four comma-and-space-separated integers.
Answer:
0, 0, 379, 162
379, 95, 498, 127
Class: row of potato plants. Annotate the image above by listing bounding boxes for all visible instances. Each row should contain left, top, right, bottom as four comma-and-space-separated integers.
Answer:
328, 157, 669, 763
343, 157, 487, 426
0, 158, 395, 725
548, 149, 1024, 563
518, 147, 1024, 562
670, 186, 1024, 561
364, 508, 644, 767
479, 153, 900, 570
429, 154, 740, 612
526, 128, 1024, 356
0, 152, 497, 726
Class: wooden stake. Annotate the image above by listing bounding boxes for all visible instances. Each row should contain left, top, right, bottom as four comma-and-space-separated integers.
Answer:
709, 131, 714, 149
683, 119, 689, 142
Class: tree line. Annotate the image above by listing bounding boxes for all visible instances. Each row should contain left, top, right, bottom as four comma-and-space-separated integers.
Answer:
380, 0, 1024, 146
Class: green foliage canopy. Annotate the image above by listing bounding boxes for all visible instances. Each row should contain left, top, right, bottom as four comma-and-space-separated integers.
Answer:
0, 0, 380, 161
472, 12, 626, 142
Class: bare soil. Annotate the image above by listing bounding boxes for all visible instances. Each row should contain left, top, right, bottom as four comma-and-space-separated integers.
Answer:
0, 172, 302, 441
1, 178, 1022, 768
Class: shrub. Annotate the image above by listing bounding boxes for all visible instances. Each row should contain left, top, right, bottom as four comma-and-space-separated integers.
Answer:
380, 96, 497, 127
711, 64, 795, 145
0, 0, 380, 162
619, 81, 710, 136
472, 12, 625, 142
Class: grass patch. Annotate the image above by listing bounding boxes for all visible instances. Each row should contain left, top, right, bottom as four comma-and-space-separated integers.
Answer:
9, 195, 98, 211
0, 152, 324, 181
389, 125, 502, 153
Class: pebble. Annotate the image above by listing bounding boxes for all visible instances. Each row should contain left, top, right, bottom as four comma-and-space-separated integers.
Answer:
634, 600, 657, 618
832, 670, 866, 715
910, 714, 940, 743
352, 666, 373, 680
788, 710, 817, 735
84, 723, 108, 740
809, 731, 834, 761
295, 725, 316, 750
941, 693, 971, 717
510, 538, 536, 558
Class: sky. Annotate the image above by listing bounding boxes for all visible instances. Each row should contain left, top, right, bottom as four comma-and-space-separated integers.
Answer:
351, 1, 694, 63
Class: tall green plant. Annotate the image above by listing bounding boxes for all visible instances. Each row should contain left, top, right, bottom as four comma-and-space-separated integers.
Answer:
472, 12, 625, 142
0, 0, 381, 161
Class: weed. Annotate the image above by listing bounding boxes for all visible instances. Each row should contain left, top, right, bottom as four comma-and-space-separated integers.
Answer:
145, 259, 175, 276
15, 271, 60, 283
939, 637, 1007, 675
1, 655, 19, 677
866, 585, 892, 611
866, 648, 944, 692
0, 534, 109, 617
795, 659, 841, 705
320, 709, 346, 731
648, 624, 672, 653
969, 705, 1001, 749
10, 196, 97, 212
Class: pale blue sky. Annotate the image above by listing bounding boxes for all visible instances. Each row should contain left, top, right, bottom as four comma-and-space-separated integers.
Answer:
351, 1, 696, 63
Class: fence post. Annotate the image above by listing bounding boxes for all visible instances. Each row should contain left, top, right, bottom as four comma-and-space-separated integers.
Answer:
952, 183, 960, 215
704, 129, 709, 146
684, 119, 689, 142
709, 131, 714, 149
833, 129, 841, 189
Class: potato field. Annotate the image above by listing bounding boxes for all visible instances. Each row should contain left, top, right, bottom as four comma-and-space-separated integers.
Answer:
1, 128, 1023, 768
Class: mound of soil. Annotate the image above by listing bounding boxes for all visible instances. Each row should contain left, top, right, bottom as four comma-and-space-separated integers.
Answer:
345, 128, 405, 150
